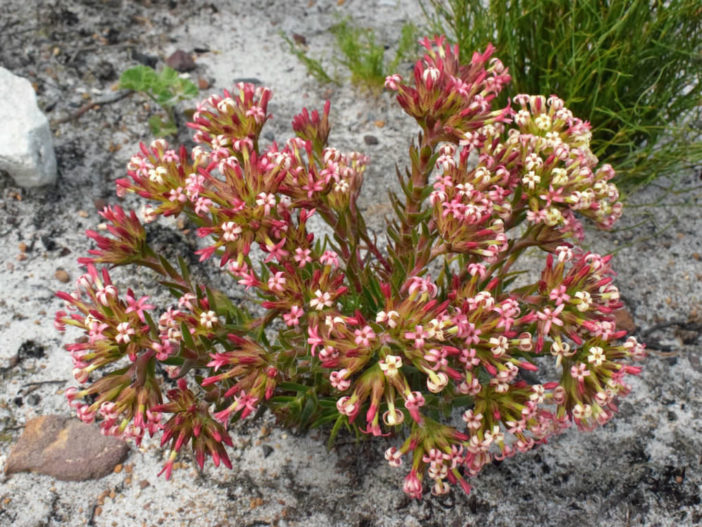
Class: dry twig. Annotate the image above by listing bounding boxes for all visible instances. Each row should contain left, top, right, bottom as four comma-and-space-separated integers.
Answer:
51, 90, 133, 126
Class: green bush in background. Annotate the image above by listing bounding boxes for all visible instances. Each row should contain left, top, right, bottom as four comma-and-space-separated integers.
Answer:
421, 0, 701, 192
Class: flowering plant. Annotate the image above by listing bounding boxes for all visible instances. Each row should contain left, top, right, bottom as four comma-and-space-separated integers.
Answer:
55, 37, 645, 499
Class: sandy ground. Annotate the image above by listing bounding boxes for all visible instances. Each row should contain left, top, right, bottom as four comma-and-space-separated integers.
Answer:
0, 1, 701, 525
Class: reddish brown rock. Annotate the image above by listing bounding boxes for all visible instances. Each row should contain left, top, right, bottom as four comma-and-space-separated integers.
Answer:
614, 307, 636, 334
5, 415, 129, 481
165, 49, 196, 72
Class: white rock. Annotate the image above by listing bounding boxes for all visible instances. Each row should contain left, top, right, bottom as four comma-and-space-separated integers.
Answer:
0, 67, 57, 187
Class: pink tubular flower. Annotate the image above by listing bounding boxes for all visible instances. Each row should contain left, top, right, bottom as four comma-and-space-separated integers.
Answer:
283, 305, 303, 326
96, 285, 117, 306
267, 271, 286, 293
404, 391, 425, 423
353, 325, 376, 347
336, 396, 359, 417
263, 238, 289, 263
383, 408, 405, 426
376, 310, 399, 328
403, 470, 423, 499
76, 404, 96, 424
307, 325, 323, 356
379, 355, 403, 376
54, 311, 67, 332
426, 371, 449, 393
199, 310, 218, 329
115, 321, 135, 344
549, 285, 570, 305
330, 369, 351, 391
537, 304, 565, 335
319, 250, 339, 268
125, 290, 154, 322
384, 446, 403, 467
310, 289, 333, 310
571, 362, 590, 382
385, 74, 402, 90
405, 325, 430, 349
294, 247, 313, 267
64, 386, 81, 407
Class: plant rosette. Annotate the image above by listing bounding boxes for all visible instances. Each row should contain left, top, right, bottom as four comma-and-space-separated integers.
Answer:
55, 36, 646, 499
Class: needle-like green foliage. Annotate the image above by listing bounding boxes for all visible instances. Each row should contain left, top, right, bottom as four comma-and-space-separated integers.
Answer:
420, 0, 702, 192
283, 19, 417, 93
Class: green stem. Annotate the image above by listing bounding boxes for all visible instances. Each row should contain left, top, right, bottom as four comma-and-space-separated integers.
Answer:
395, 130, 440, 272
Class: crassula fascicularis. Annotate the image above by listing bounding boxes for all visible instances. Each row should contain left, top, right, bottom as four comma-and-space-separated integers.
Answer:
55, 36, 645, 499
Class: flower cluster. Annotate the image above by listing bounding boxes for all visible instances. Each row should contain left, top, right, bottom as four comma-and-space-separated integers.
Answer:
56, 36, 645, 499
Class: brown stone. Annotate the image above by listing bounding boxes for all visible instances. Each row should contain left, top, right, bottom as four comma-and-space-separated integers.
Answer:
54, 268, 70, 283
165, 49, 196, 72
93, 197, 107, 211
5, 415, 129, 481
614, 307, 636, 334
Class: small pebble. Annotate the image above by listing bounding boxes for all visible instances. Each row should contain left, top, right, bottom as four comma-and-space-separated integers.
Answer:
94, 61, 116, 82
131, 50, 157, 68
55, 269, 70, 283
363, 135, 379, 145
166, 49, 196, 72
233, 77, 262, 85
40, 235, 57, 251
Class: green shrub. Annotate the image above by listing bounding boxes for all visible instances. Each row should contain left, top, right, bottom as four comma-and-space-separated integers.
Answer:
119, 65, 199, 137
283, 19, 417, 92
331, 18, 417, 91
421, 0, 702, 191
280, 32, 337, 85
